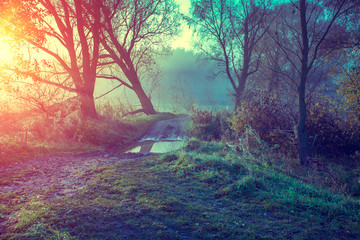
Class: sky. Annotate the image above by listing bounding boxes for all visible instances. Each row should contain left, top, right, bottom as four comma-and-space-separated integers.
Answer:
171, 0, 193, 51
171, 24, 193, 51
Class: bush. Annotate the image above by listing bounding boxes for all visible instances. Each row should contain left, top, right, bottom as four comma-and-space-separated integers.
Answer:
340, 168, 360, 197
191, 109, 213, 125
214, 110, 234, 141
230, 95, 296, 156
306, 102, 360, 157
74, 119, 131, 148
30, 117, 67, 141
186, 109, 215, 141
229, 95, 360, 158
187, 108, 234, 141
185, 137, 202, 150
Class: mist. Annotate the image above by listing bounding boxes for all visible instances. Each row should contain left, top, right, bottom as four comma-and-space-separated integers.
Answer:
94, 48, 232, 112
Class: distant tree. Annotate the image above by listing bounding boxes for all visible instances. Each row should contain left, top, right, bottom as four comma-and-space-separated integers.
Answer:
0, 0, 102, 120
269, 0, 360, 165
99, 0, 180, 115
189, 0, 273, 110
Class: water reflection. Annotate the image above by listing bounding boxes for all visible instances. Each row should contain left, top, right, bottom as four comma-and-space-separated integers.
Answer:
127, 140, 183, 154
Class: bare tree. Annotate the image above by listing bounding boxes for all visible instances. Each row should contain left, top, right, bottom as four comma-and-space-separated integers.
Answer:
190, 0, 273, 110
269, 0, 360, 165
98, 0, 180, 115
0, 0, 102, 120
8, 76, 72, 117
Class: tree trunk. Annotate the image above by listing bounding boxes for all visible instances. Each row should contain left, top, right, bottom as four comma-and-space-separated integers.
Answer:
79, 91, 98, 120
234, 90, 242, 111
234, 74, 247, 111
298, 0, 310, 166
297, 82, 310, 166
131, 75, 156, 115
135, 87, 157, 115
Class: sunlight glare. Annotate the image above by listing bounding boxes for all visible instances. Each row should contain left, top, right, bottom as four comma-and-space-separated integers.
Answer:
0, 37, 15, 64
171, 25, 193, 51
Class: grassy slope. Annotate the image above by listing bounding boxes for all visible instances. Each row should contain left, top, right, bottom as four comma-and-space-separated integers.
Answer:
1, 141, 359, 239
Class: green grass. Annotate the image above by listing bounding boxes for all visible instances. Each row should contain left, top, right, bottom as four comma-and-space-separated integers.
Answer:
2, 141, 359, 239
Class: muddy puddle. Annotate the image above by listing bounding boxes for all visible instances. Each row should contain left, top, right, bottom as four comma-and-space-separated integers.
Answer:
127, 140, 184, 153
127, 116, 190, 154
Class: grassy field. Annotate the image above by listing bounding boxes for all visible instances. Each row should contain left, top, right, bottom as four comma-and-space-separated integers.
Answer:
1, 140, 359, 239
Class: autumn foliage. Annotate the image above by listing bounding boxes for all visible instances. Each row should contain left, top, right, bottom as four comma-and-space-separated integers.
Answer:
307, 101, 360, 157
230, 95, 296, 156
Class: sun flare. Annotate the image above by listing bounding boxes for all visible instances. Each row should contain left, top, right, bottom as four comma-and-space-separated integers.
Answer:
0, 37, 15, 64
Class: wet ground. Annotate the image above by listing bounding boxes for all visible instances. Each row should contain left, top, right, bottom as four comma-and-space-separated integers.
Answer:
0, 116, 190, 199
0, 116, 190, 234
127, 116, 190, 153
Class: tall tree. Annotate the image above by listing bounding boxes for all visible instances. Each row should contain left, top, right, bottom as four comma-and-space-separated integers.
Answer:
0, 0, 102, 120
99, 0, 180, 115
190, 0, 273, 110
269, 0, 360, 165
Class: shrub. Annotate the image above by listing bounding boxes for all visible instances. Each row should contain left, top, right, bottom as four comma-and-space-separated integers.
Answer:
306, 102, 360, 157
74, 119, 130, 148
186, 109, 215, 141
191, 109, 213, 125
340, 168, 360, 197
187, 108, 234, 141
97, 100, 132, 120
186, 137, 202, 150
214, 110, 234, 141
30, 117, 66, 141
230, 95, 296, 156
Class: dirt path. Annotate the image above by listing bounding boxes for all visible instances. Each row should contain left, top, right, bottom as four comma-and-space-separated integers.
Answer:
0, 116, 190, 199
127, 116, 190, 153
0, 152, 143, 198
139, 116, 190, 142
0, 116, 189, 236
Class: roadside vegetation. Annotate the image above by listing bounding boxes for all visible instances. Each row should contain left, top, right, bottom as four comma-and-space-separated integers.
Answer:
1, 139, 359, 239
0, 101, 175, 166
187, 104, 360, 199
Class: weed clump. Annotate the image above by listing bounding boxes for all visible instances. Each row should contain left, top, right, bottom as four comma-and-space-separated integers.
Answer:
158, 153, 178, 163
186, 109, 234, 141
185, 137, 202, 150
221, 175, 267, 197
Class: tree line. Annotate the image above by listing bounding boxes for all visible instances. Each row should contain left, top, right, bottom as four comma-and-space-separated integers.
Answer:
190, 0, 360, 165
0, 0, 360, 165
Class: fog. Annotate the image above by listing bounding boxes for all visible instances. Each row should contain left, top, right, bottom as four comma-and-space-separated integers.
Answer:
94, 48, 233, 113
